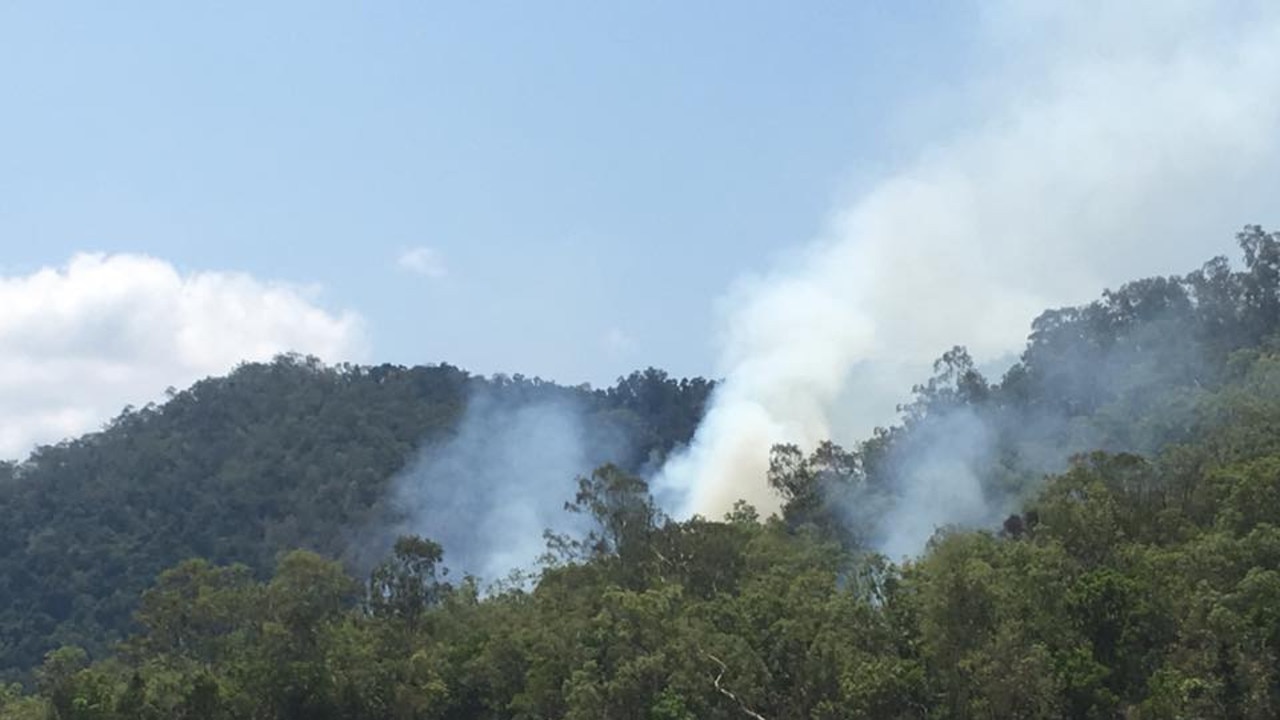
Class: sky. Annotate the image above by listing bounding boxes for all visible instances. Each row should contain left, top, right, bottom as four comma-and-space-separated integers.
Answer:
2, 2, 1278, 461
0, 2, 978, 457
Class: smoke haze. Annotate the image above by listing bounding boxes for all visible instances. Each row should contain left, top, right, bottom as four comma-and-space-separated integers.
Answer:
658, 1, 1280, 547
874, 408, 997, 560
386, 387, 632, 582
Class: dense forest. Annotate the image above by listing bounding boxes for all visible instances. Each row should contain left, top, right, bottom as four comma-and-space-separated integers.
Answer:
0, 360, 712, 679
4, 226, 1280, 718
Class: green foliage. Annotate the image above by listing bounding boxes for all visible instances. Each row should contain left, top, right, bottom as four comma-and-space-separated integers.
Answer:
367, 535, 450, 630
7, 226, 1280, 717
0, 358, 711, 679
14, 355, 1280, 717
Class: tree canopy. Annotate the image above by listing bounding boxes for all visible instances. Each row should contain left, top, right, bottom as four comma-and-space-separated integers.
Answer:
0, 360, 711, 679
5, 227, 1280, 718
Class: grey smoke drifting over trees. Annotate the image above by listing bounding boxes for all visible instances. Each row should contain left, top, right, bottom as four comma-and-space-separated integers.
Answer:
365, 369, 710, 582
762, 238, 1280, 560
385, 388, 633, 582
657, 1, 1280, 556
873, 407, 996, 559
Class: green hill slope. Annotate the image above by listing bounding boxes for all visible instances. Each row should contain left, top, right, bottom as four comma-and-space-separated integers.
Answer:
0, 360, 711, 677
3, 227, 1280, 718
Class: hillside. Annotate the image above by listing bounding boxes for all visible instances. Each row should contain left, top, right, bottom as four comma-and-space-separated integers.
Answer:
0, 361, 712, 678
768, 226, 1280, 556
2, 227, 1280, 718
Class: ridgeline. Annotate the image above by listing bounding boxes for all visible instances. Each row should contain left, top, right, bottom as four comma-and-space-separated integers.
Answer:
4, 228, 1280, 718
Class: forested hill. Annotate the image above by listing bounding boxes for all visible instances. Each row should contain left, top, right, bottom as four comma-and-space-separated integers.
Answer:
768, 226, 1280, 556
5, 228, 1280, 718
0, 360, 712, 678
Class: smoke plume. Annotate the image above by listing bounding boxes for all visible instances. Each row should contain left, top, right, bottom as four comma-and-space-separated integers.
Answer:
658, 1, 1280, 548
874, 408, 997, 559
385, 386, 631, 582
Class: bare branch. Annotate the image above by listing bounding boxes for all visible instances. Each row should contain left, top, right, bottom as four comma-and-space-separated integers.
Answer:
702, 650, 770, 720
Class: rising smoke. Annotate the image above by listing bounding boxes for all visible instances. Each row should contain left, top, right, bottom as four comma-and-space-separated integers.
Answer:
874, 407, 997, 559
658, 1, 1280, 554
383, 386, 632, 582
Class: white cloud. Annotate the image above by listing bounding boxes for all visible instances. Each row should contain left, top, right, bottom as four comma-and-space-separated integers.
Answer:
397, 246, 447, 278
602, 327, 636, 356
0, 253, 366, 459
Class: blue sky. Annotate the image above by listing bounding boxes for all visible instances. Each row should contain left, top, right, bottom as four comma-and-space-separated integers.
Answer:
8, 2, 1279, 464
0, 2, 979, 386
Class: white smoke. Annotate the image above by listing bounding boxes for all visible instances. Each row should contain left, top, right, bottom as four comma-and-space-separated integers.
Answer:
386, 387, 633, 582
875, 409, 997, 560
659, 1, 1280, 533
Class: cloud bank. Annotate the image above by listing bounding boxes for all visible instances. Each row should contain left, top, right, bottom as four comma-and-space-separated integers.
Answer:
0, 253, 365, 459
659, 1, 1280, 524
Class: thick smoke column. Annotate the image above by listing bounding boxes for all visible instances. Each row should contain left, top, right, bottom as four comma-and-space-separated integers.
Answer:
660, 2, 1280, 529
